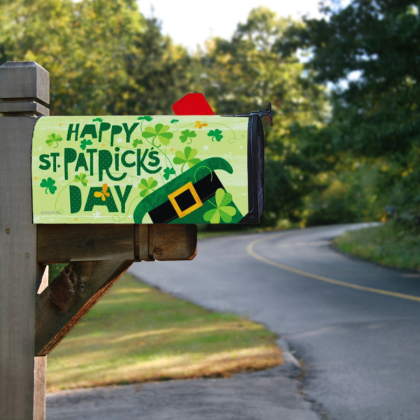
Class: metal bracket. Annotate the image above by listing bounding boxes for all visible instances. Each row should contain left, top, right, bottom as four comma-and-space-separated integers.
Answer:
222, 102, 273, 126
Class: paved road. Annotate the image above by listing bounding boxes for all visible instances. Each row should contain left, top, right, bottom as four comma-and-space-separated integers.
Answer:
129, 224, 420, 420
47, 367, 317, 420
47, 224, 420, 419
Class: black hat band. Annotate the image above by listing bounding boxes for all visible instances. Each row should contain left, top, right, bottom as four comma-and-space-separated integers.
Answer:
149, 173, 224, 224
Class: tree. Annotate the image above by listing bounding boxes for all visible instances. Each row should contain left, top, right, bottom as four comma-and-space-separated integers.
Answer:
279, 0, 420, 224
200, 7, 329, 225
0, 0, 195, 115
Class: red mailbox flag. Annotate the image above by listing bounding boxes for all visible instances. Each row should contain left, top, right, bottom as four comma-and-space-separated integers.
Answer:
172, 93, 215, 116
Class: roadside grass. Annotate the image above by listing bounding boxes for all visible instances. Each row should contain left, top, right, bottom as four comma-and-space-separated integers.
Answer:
46, 273, 283, 392
335, 222, 420, 270
197, 225, 294, 240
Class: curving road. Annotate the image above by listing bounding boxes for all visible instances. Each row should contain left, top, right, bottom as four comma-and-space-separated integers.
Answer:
127, 223, 420, 420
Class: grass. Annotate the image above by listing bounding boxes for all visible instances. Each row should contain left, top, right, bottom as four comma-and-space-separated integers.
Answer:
197, 225, 293, 240
47, 273, 283, 392
48, 263, 67, 283
335, 222, 420, 270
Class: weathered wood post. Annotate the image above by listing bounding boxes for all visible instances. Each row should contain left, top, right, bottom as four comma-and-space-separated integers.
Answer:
0, 61, 50, 420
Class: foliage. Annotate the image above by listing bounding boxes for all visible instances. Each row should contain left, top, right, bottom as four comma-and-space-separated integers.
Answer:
48, 264, 68, 283
0, 0, 196, 116
279, 0, 420, 226
198, 7, 329, 226
336, 222, 420, 270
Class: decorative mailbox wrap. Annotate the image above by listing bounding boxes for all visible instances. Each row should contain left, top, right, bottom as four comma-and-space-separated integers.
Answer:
32, 111, 268, 224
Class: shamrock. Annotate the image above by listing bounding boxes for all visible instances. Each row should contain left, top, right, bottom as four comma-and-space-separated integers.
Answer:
207, 129, 223, 142
137, 116, 153, 121
171, 119, 179, 124
74, 173, 88, 186
173, 146, 201, 172
80, 139, 93, 150
179, 129, 197, 144
142, 123, 173, 146
40, 178, 57, 194
138, 177, 158, 198
203, 189, 237, 224
46, 133, 62, 148
163, 167, 176, 180
92, 118, 103, 122
133, 139, 143, 148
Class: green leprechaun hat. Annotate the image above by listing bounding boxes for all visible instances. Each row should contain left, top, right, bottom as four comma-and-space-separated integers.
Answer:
133, 157, 244, 224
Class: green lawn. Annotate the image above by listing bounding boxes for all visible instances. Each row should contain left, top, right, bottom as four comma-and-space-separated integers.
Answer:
335, 223, 420, 270
47, 273, 283, 392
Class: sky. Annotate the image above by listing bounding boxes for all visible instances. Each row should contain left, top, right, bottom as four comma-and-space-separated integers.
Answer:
136, 0, 323, 50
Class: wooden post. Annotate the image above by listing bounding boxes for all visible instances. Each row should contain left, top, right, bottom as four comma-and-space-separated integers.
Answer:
0, 62, 50, 420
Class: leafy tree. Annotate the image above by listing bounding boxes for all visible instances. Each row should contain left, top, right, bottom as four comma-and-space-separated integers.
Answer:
0, 0, 196, 115
279, 0, 420, 224
120, 16, 198, 115
200, 7, 329, 225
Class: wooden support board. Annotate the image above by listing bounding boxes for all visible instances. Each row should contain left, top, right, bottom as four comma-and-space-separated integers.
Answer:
35, 260, 132, 356
37, 224, 197, 263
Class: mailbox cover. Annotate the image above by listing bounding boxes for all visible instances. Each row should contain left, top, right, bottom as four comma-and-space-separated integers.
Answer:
32, 105, 272, 224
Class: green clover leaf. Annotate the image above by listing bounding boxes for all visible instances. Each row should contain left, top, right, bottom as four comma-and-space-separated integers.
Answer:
46, 133, 63, 148
40, 177, 57, 195
137, 116, 153, 122
207, 129, 223, 142
142, 123, 173, 147
171, 119, 179, 124
80, 139, 93, 150
133, 139, 143, 148
203, 189, 237, 223
138, 177, 158, 198
74, 173, 88, 187
163, 167, 176, 180
173, 146, 201, 172
179, 129, 197, 144
92, 118, 103, 122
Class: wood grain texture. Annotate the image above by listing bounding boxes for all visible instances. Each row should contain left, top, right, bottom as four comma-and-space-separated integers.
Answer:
0, 100, 50, 116
0, 62, 49, 103
38, 224, 197, 262
0, 116, 45, 420
151, 224, 197, 260
37, 224, 135, 263
137, 224, 152, 261
35, 260, 132, 356
33, 356, 47, 420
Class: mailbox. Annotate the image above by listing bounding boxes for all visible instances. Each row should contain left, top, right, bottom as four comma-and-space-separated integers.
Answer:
32, 104, 272, 225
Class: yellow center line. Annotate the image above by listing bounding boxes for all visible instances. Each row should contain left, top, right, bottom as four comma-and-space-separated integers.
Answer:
246, 232, 420, 303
